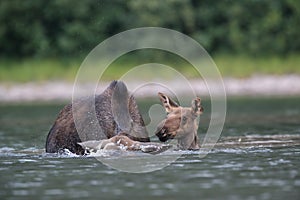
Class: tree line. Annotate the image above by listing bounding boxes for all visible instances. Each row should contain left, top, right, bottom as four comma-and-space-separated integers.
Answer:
0, 0, 299, 58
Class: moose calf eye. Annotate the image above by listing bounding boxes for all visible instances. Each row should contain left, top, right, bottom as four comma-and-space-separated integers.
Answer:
182, 116, 187, 123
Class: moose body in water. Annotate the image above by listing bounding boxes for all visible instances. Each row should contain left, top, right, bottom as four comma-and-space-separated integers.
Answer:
45, 81, 203, 155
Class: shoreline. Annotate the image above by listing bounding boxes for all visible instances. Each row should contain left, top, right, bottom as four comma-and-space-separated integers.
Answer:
0, 75, 300, 102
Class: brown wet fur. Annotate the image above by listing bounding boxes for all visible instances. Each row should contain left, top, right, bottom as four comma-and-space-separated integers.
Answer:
45, 81, 149, 155
155, 93, 203, 150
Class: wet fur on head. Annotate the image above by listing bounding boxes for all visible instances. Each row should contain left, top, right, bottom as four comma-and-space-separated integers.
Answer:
155, 93, 203, 150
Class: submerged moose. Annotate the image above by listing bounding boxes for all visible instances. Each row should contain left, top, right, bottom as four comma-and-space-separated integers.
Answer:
45, 81, 203, 155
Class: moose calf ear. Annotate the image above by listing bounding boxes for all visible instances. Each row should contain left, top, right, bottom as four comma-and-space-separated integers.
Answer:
191, 97, 203, 115
158, 92, 179, 113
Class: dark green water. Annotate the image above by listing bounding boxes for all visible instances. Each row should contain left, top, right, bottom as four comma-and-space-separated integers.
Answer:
0, 97, 300, 200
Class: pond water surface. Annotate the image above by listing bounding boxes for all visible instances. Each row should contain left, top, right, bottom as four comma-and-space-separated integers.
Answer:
0, 97, 299, 200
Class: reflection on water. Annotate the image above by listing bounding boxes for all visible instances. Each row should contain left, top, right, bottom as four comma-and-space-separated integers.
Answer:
0, 97, 300, 199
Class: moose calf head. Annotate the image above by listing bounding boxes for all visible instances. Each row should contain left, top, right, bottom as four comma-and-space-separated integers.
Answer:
155, 92, 204, 150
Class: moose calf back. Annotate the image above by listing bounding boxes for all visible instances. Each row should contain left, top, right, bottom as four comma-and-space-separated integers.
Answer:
45, 81, 149, 155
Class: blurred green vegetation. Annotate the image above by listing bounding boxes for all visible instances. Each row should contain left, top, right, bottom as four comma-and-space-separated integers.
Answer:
0, 0, 300, 82
0, 59, 79, 82
1, 54, 300, 82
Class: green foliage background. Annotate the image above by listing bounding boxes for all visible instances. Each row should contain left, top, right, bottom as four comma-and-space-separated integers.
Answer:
1, 0, 299, 58
0, 0, 300, 82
